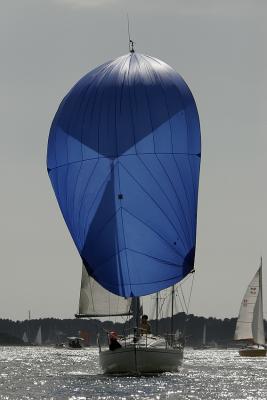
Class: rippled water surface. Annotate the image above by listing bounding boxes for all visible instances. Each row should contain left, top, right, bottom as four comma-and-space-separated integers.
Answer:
0, 347, 266, 399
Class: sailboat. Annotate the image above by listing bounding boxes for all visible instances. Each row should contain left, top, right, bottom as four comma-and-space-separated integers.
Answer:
76, 264, 188, 373
47, 42, 201, 373
193, 322, 208, 350
234, 258, 266, 357
22, 332, 29, 344
34, 326, 42, 346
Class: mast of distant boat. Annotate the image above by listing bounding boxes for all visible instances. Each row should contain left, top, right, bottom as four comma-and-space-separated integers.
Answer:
170, 285, 175, 345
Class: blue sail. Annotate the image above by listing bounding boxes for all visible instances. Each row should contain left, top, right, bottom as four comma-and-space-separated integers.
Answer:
47, 53, 201, 297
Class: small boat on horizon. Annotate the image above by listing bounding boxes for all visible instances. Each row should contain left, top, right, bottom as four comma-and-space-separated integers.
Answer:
193, 322, 210, 350
33, 326, 42, 346
65, 336, 84, 349
234, 258, 266, 357
22, 331, 29, 344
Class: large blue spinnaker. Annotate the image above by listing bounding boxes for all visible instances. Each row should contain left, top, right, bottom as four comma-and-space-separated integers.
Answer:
47, 53, 201, 297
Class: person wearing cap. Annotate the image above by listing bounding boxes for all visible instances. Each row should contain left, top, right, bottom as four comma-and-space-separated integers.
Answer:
108, 331, 122, 351
140, 315, 151, 335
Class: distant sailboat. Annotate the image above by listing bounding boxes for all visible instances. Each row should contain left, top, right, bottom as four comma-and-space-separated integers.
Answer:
22, 332, 29, 344
234, 258, 266, 357
193, 322, 208, 349
34, 326, 42, 346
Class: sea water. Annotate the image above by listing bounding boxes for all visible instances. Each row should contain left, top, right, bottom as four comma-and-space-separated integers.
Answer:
0, 347, 266, 399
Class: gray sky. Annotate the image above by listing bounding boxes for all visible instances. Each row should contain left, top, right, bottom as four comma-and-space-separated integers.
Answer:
1, 0, 266, 321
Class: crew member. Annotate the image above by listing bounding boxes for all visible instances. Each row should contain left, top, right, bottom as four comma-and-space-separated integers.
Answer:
140, 315, 151, 335
108, 331, 122, 351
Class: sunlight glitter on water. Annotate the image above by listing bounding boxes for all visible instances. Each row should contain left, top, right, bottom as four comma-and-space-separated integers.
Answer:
0, 347, 266, 399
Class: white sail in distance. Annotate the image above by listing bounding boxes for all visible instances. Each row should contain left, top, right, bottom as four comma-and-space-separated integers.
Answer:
77, 264, 132, 317
34, 326, 42, 346
234, 260, 265, 345
22, 332, 28, 343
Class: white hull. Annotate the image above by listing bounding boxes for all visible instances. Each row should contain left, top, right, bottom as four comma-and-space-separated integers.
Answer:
99, 346, 183, 375
239, 345, 266, 357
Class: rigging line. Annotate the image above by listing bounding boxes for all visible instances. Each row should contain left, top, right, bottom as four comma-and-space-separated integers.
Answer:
158, 295, 167, 319
88, 273, 96, 315
127, 13, 131, 52
175, 286, 186, 313
179, 271, 193, 286
179, 285, 188, 314
127, 13, 135, 53
186, 272, 195, 315
175, 289, 179, 314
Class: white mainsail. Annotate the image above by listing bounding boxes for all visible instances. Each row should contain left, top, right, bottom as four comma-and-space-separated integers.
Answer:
234, 260, 265, 345
77, 264, 132, 317
34, 326, 42, 345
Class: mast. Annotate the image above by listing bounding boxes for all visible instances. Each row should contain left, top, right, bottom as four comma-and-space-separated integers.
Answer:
127, 14, 135, 53
253, 256, 264, 345
132, 297, 141, 331
170, 285, 175, 342
155, 292, 159, 336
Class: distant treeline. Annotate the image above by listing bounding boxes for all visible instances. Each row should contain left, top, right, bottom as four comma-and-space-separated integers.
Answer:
0, 313, 266, 346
